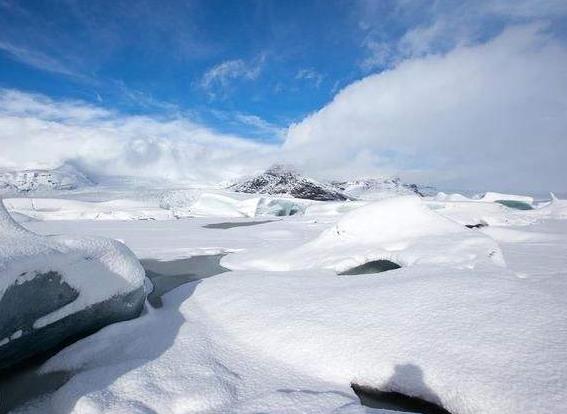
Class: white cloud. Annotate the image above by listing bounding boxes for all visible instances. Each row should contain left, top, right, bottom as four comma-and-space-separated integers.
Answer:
284, 24, 567, 191
0, 89, 277, 183
200, 55, 266, 99
358, 0, 567, 72
295, 69, 324, 88
0, 40, 80, 78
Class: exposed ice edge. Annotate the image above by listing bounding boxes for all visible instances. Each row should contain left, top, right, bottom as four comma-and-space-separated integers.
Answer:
0, 200, 145, 329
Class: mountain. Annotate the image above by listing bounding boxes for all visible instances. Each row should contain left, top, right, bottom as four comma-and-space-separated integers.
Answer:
229, 165, 350, 201
0, 163, 94, 193
331, 178, 436, 200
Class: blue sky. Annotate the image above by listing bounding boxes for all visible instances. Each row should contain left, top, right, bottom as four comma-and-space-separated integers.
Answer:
1, 0, 566, 190
2, 0, 563, 140
0, 0, 377, 139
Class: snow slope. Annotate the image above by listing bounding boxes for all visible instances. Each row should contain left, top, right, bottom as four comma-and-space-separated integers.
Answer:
6, 192, 567, 414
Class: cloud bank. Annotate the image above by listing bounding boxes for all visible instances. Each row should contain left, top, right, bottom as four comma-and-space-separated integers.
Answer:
284, 24, 567, 191
1, 25, 566, 192
0, 89, 276, 184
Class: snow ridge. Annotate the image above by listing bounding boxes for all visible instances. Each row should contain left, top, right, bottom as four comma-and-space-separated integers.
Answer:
331, 178, 436, 199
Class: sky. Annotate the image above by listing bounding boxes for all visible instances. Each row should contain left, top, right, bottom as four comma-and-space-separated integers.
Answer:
1, 0, 566, 191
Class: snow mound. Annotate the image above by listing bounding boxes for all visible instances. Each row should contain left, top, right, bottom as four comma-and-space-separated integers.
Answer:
229, 165, 349, 201
0, 200, 145, 370
332, 178, 435, 200
224, 196, 504, 272
0, 163, 94, 194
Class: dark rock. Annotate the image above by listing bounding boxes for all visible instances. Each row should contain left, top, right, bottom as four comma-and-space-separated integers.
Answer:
229, 165, 350, 201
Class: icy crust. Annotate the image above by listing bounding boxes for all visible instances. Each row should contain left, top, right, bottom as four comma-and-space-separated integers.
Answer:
224, 196, 504, 272
0, 201, 145, 328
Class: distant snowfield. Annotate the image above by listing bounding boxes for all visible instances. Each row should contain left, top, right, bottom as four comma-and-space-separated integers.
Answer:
4, 189, 567, 414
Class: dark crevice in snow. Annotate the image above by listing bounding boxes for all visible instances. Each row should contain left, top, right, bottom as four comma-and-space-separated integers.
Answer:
338, 260, 401, 275
203, 220, 276, 229
141, 254, 230, 308
465, 223, 488, 229
352, 364, 452, 414
352, 384, 452, 414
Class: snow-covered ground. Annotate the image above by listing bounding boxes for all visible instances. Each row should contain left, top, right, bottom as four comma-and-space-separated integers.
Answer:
2, 188, 567, 414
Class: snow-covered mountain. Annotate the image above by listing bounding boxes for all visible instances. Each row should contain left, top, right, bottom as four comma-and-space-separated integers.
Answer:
0, 163, 94, 193
331, 177, 436, 200
229, 165, 350, 201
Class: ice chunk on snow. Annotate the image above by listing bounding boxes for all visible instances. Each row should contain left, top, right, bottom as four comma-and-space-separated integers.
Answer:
188, 193, 309, 218
224, 196, 504, 272
0, 200, 145, 369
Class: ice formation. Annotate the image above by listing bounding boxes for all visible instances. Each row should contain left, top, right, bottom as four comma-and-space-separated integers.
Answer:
0, 200, 145, 370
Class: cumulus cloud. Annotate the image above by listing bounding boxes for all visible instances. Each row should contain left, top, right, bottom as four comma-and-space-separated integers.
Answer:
0, 89, 277, 183
284, 24, 567, 191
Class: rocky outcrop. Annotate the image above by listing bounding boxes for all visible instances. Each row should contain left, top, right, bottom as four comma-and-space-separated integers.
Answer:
229, 165, 349, 201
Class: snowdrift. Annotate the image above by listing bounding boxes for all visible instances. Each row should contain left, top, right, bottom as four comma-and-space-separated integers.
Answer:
224, 196, 504, 272
0, 201, 145, 370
